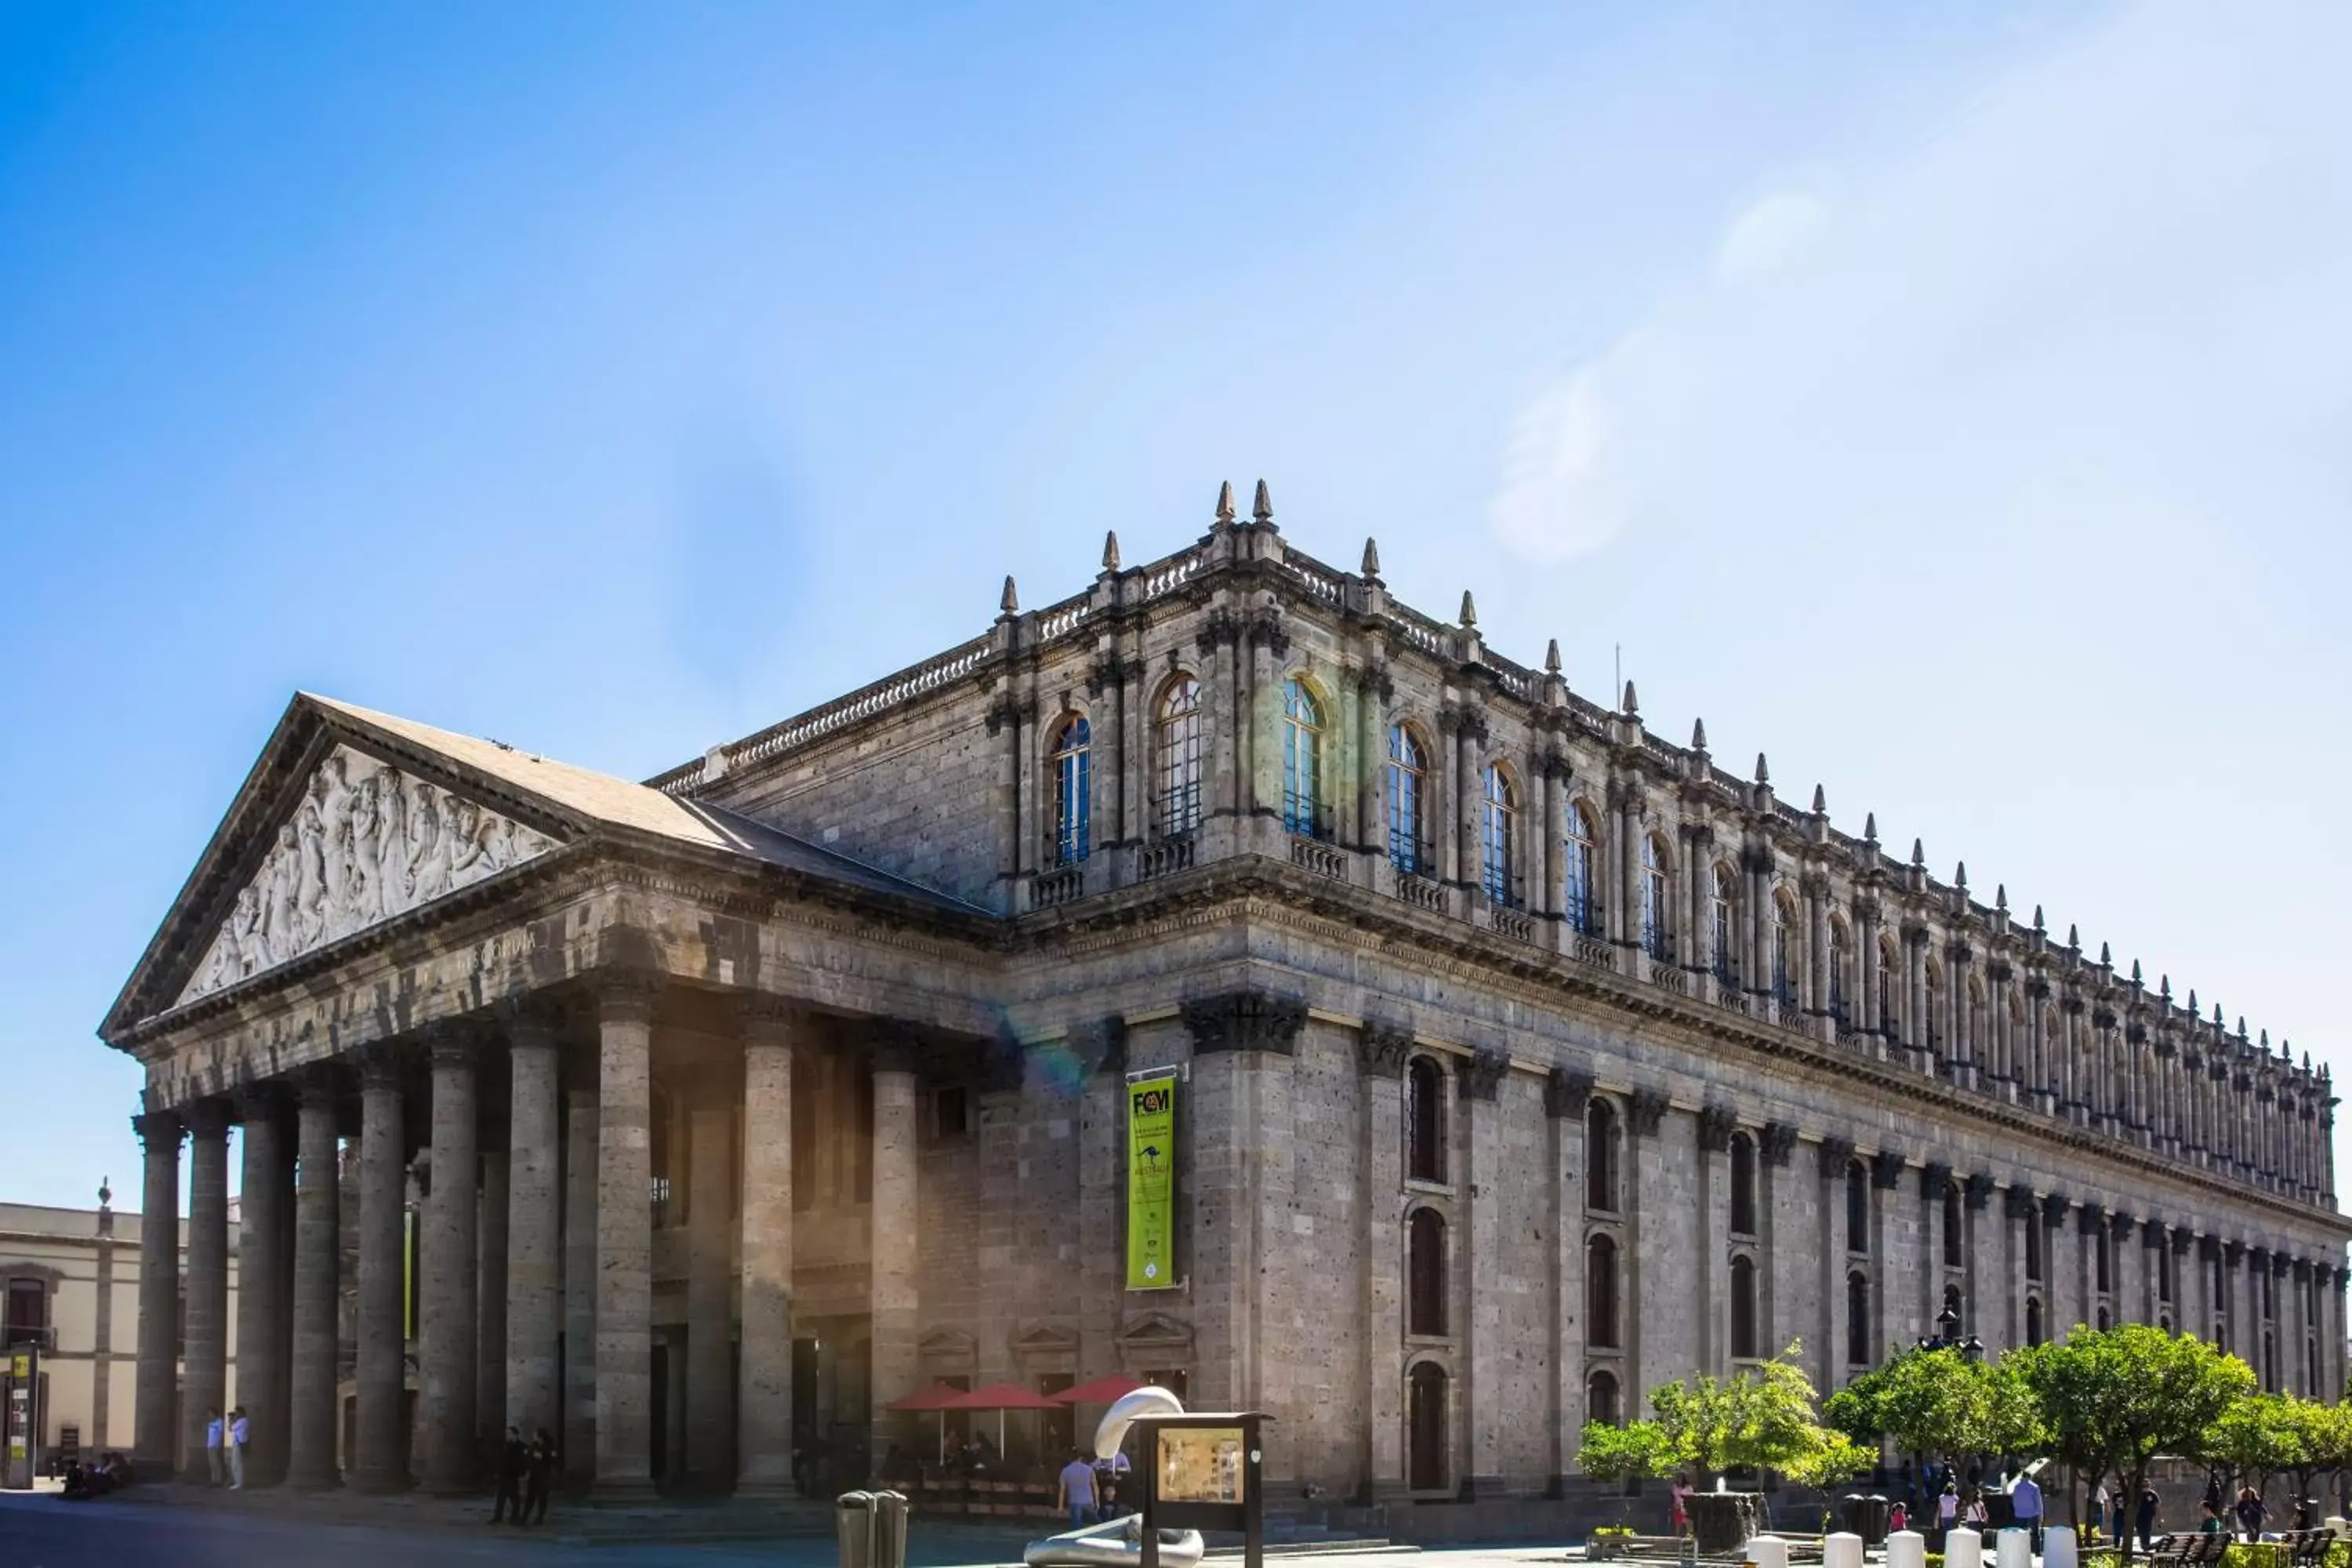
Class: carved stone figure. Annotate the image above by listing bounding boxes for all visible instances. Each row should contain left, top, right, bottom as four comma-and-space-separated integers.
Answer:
177, 746, 556, 1005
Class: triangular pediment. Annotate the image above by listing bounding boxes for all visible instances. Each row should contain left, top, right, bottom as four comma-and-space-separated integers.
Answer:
176, 742, 560, 1005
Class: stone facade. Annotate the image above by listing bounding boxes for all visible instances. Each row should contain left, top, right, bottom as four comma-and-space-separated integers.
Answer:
100, 486, 2349, 1513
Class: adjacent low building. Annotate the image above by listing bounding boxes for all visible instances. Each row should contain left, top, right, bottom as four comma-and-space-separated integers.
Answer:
98, 485, 2349, 1519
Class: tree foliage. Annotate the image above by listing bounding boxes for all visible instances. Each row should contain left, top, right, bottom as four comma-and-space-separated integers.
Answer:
1577, 1342, 1870, 1491
1825, 1346, 2046, 1471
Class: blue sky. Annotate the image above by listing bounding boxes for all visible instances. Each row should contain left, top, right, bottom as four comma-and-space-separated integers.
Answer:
3, 2, 2347, 1210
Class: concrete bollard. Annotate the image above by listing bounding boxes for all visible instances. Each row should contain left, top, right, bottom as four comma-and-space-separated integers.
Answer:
1886, 1529, 1927, 1568
1946, 1526, 1983, 1568
1824, 1533, 1864, 1568
1995, 1527, 2034, 1568
2045, 1525, 2079, 1568
1748, 1534, 1789, 1568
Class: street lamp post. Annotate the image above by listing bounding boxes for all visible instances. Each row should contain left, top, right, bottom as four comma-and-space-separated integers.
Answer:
1917, 1305, 1986, 1363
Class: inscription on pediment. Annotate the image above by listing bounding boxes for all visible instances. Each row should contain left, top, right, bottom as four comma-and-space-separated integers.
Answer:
178, 745, 557, 1004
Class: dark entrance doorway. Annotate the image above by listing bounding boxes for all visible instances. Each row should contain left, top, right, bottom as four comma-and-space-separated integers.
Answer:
650, 1342, 670, 1482
1407, 1362, 1447, 1493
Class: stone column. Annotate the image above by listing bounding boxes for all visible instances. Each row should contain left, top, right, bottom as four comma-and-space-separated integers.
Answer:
1871, 1149, 1905, 1355
1628, 1093, 1684, 1399
1457, 1051, 1507, 1498
868, 1037, 922, 1461
594, 975, 657, 1495
354, 1046, 408, 1491
1540, 756, 1566, 922
563, 1081, 601, 1488
419, 1026, 481, 1494
477, 1147, 510, 1469
1359, 1025, 1411, 1501
1696, 1107, 1733, 1373
506, 1009, 563, 1446
132, 1108, 183, 1473
181, 1098, 231, 1482
738, 999, 797, 1494
232, 1085, 290, 1486
1762, 1126, 1813, 1382
687, 1097, 736, 1485
1545, 1068, 1592, 1494
1818, 1138, 1854, 1380
288, 1069, 342, 1487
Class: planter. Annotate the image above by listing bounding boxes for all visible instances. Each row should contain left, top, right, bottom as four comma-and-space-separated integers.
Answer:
1686, 1492, 1767, 1555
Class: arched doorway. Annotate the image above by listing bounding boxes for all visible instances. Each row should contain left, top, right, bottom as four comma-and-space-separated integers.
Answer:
1406, 1362, 1449, 1492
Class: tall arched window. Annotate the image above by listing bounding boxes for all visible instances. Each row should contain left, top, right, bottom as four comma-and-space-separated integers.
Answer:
1829, 920, 1850, 1025
1640, 837, 1670, 960
1729, 1132, 1757, 1238
1943, 1186, 1962, 1268
1968, 982, 1988, 1071
2096, 1229, 2112, 1294
1049, 715, 1091, 866
1407, 1363, 1449, 1492
1588, 1233, 1621, 1348
2025, 1212, 2045, 1283
1565, 804, 1599, 935
1281, 679, 1325, 840
1154, 677, 1203, 837
1772, 894, 1796, 1006
1407, 1208, 1447, 1336
2026, 1297, 2045, 1347
1876, 942, 1898, 1034
1586, 1368, 1620, 1428
1710, 866, 1737, 984
2158, 1241, 2175, 1305
1944, 1283, 1963, 1325
1387, 725, 1425, 874
1480, 764, 1519, 907
1925, 961, 1946, 1065
1406, 1058, 1446, 1184
1846, 1271, 1871, 1365
1730, 1255, 1759, 1359
1585, 1099, 1618, 1212
1846, 1160, 1869, 1254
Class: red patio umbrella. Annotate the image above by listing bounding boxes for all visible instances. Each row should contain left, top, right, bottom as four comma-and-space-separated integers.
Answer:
943, 1381, 1064, 1457
1053, 1374, 1145, 1406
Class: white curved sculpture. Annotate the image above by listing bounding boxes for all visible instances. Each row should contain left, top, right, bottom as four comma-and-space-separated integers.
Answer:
1023, 1385, 1204, 1568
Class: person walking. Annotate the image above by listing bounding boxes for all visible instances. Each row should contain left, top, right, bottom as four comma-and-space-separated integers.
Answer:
2010, 1468, 2045, 1555
226, 1407, 249, 1490
1962, 1490, 1988, 1528
2235, 1483, 2267, 1542
203, 1408, 224, 1486
523, 1428, 556, 1527
490, 1426, 528, 1525
1058, 1449, 1100, 1530
1937, 1479, 1961, 1547
2137, 1484, 2159, 1551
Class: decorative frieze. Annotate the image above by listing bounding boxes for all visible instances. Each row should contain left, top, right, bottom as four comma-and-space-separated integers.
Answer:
1181, 990, 1307, 1057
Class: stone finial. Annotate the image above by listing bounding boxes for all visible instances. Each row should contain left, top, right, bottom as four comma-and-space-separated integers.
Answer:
1864, 811, 1878, 844
2187, 988, 2198, 1014
2212, 1003, 2223, 1027
1755, 752, 1769, 785
1954, 860, 1967, 891
1102, 530, 1121, 572
2160, 974, 2172, 1002
2237, 1018, 2249, 1044
1995, 884, 2009, 913
1362, 536, 1381, 577
1622, 679, 1639, 717
1252, 478, 1273, 524
2130, 958, 2143, 985
1000, 575, 1019, 615
1812, 784, 1826, 814
1911, 837, 1925, 868
1691, 717, 1708, 750
1215, 481, 1236, 524
2261, 1029, 2271, 1052
1460, 590, 1477, 629
1544, 637, 1562, 674
2033, 905, 2045, 933
2098, 941, 2111, 967
98, 1177, 111, 1208
2067, 924, 2080, 950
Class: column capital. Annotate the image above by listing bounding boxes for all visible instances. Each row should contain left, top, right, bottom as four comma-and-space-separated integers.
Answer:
184, 1098, 233, 1140
1455, 1050, 1508, 1103
2223, 1240, 2245, 1264
234, 1079, 289, 1123
2041, 1192, 2071, 1225
1696, 1104, 1735, 1153
2169, 1228, 2195, 1255
735, 992, 806, 1050
2109, 1210, 2137, 1239
866, 1022, 925, 1078
1545, 1067, 1595, 1120
1760, 1121, 1798, 1167
594, 966, 660, 1026
500, 995, 569, 1053
1817, 1134, 1856, 1178
1870, 1149, 1905, 1189
1628, 1087, 1668, 1138
2075, 1201, 2107, 1235
1181, 989, 1307, 1057
1919, 1161, 1952, 1200
2004, 1185, 2038, 1221
1356, 1021, 1415, 1080
293, 1062, 342, 1113
1070, 1016, 1128, 1078
354, 1039, 408, 1091
420, 1018, 480, 1070
131, 1109, 183, 1152
1965, 1171, 1995, 1210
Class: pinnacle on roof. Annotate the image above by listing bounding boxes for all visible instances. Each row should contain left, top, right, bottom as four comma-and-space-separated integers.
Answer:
2067, 924, 2081, 950
1691, 717, 1708, 750
1622, 680, 1639, 717
1995, 884, 2009, 913
1955, 860, 1967, 891
2238, 1018, 2249, 1043
1252, 478, 1273, 524
2033, 905, 2045, 932
1102, 530, 1121, 572
1362, 537, 1381, 578
2129, 958, 2143, 985
2213, 1003, 2224, 1027
2187, 989, 2198, 1014
1812, 784, 1827, 814
1544, 637, 1561, 674
2098, 941, 2111, 967
1000, 575, 1019, 615
1215, 481, 1236, 524
2261, 1029, 2270, 1052
1755, 752, 1769, 786
1459, 590, 1477, 629
1911, 837, 1925, 868
2302, 1050, 2311, 1071
2159, 975, 2172, 1002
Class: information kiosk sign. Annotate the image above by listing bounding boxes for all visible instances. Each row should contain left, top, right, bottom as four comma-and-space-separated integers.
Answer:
2, 1344, 39, 1490
1133, 1411, 1268, 1568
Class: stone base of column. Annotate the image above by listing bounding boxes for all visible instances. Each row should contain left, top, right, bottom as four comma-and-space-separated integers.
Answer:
1458, 1473, 1508, 1501
735, 1455, 797, 1497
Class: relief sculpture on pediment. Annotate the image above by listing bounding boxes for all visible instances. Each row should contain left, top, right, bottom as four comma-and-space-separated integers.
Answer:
178, 745, 557, 1004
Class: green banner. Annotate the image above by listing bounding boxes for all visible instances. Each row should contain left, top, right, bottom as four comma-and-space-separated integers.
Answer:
1126, 1069, 1178, 1290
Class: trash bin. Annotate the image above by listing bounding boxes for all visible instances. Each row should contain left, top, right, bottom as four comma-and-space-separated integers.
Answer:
1839, 1494, 1891, 1546
838, 1490, 877, 1568
873, 1489, 910, 1568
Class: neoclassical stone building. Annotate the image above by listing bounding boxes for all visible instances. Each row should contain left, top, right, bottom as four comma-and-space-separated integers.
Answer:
103, 484, 2348, 1511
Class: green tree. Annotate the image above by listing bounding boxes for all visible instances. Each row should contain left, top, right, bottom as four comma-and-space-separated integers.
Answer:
1577, 1343, 1869, 1489
2015, 1325, 2257, 1563
2200, 1392, 2303, 1504
1825, 1346, 2046, 1478
1575, 1419, 1674, 1525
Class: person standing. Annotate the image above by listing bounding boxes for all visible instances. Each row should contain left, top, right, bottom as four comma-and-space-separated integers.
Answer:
2235, 1483, 2267, 1542
203, 1409, 224, 1486
1670, 1475, 1693, 1537
1058, 1449, 1099, 1530
523, 1428, 556, 1527
226, 1408, 249, 1490
2009, 1469, 2045, 1555
2137, 1484, 2159, 1551
490, 1427, 528, 1525
1937, 1480, 1960, 1547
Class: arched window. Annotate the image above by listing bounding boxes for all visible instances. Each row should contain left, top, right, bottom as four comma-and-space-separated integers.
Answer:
1386, 725, 1426, 875
2025, 1213, 2045, 1283
2026, 1297, 2045, 1347
1480, 764, 1519, 907
1925, 960, 1945, 1065
1407, 1208, 1447, 1336
1154, 677, 1203, 837
1729, 1132, 1757, 1238
1846, 1160, 1870, 1254
1049, 715, 1091, 866
1406, 1058, 1446, 1184
1585, 1099, 1618, 1212
1586, 1368, 1620, 1428
1846, 1271, 1871, 1365
2096, 1229, 2112, 1294
2096, 1307, 2111, 1331
1281, 679, 1325, 840
1772, 894, 1796, 1006
1829, 920, 1850, 1026
1564, 804, 1599, 935
1731, 1255, 1759, 1359
3, 1276, 48, 1342
1968, 982, 1988, 1069
1710, 866, 1737, 984
2158, 1243, 2175, 1305
1407, 1363, 1449, 1491
1640, 837, 1671, 960
1877, 942, 1898, 1035
1588, 1233, 1621, 1349
1943, 1187, 1962, 1269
